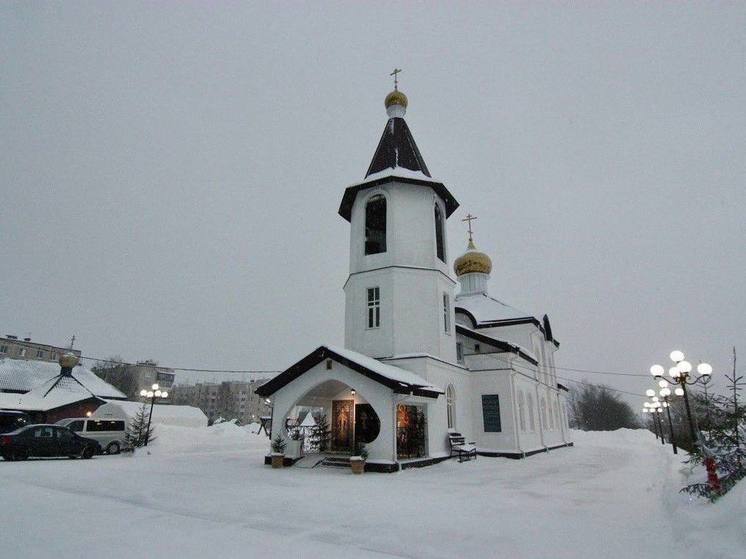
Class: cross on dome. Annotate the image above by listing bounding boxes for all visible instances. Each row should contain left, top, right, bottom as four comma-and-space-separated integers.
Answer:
462, 213, 478, 243
390, 68, 402, 91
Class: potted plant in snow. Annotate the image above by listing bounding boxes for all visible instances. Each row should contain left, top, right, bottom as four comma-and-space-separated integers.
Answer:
350, 443, 368, 474
271, 434, 286, 469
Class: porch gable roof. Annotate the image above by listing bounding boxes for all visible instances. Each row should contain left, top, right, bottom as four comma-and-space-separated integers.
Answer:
255, 345, 443, 399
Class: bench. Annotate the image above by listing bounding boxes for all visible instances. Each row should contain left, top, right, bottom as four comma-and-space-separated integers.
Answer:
448, 431, 477, 462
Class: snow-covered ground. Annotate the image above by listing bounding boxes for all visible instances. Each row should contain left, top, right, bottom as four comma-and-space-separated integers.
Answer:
0, 425, 743, 559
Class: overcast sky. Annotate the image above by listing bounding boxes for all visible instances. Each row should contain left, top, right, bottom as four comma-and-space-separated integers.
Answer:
2, 2, 744, 400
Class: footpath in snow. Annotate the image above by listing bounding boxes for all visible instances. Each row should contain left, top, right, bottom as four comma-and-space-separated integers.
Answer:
0, 425, 743, 559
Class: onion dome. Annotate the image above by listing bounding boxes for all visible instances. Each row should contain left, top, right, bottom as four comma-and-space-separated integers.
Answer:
385, 89, 408, 118
454, 239, 492, 276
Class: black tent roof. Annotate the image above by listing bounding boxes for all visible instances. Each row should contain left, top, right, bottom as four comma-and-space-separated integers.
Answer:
365, 117, 431, 178
338, 116, 459, 222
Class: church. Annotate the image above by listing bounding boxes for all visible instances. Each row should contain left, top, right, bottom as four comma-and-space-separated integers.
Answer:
256, 82, 572, 471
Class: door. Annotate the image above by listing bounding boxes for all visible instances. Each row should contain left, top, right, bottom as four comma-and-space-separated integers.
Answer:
32, 426, 57, 457
331, 399, 353, 452
55, 428, 78, 456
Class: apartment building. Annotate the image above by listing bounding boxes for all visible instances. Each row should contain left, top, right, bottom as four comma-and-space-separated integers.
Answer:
171, 379, 271, 425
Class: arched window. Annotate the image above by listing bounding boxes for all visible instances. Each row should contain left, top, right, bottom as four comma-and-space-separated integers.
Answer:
446, 384, 456, 429
540, 397, 548, 430
434, 203, 445, 262
527, 393, 536, 432
365, 195, 386, 255
518, 390, 526, 432
552, 400, 560, 429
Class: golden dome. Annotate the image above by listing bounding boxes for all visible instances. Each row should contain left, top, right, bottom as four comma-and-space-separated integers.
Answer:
385, 89, 408, 109
454, 240, 492, 276
59, 353, 80, 369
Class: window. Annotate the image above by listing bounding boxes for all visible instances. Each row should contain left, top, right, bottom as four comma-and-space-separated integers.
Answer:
0, 345, 7, 354
482, 394, 501, 432
518, 390, 526, 432
87, 420, 125, 432
527, 394, 536, 432
367, 287, 380, 328
552, 402, 560, 429
456, 342, 463, 363
446, 385, 456, 429
68, 420, 84, 432
36, 350, 45, 358
365, 195, 386, 255
34, 426, 54, 438
434, 203, 445, 262
442, 293, 450, 333
540, 397, 548, 430
19, 348, 27, 357
474, 344, 481, 353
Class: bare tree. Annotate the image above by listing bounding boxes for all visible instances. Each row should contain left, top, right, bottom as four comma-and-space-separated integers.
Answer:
568, 383, 638, 431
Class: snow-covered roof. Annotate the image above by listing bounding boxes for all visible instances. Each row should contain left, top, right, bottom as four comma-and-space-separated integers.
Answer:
0, 379, 101, 412
255, 345, 443, 398
94, 400, 207, 428
327, 345, 442, 393
0, 358, 125, 400
455, 324, 538, 366
362, 167, 439, 185
455, 293, 534, 326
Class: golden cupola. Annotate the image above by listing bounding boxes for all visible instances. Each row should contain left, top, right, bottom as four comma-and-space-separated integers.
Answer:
385, 89, 408, 118
454, 239, 492, 277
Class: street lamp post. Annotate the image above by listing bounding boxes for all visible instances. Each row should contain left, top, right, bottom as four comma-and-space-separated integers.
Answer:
651, 352, 713, 447
139, 383, 169, 447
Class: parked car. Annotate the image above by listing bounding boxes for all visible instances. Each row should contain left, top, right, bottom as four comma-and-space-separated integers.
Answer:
0, 424, 101, 461
56, 417, 127, 455
0, 410, 30, 434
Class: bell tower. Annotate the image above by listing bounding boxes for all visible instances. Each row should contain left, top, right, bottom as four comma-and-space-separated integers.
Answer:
338, 82, 460, 362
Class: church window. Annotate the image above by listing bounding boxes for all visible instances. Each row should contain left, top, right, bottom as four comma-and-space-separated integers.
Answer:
446, 385, 456, 429
442, 293, 450, 333
456, 342, 463, 363
474, 344, 480, 353
518, 390, 526, 432
434, 203, 445, 262
364, 195, 387, 255
527, 394, 536, 432
367, 287, 380, 328
481, 394, 501, 432
540, 397, 548, 430
552, 402, 559, 429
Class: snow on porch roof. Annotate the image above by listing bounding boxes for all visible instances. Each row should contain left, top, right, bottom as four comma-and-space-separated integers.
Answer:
255, 345, 443, 399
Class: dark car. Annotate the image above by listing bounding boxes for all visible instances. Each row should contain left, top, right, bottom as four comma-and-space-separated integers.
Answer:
0, 424, 101, 461
0, 410, 30, 434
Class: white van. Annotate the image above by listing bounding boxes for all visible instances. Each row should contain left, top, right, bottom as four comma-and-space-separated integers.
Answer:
56, 418, 127, 454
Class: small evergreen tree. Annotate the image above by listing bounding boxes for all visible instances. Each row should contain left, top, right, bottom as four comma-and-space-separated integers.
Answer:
309, 414, 331, 452
124, 402, 155, 449
682, 348, 745, 500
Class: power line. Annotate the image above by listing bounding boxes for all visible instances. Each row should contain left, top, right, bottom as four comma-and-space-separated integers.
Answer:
509, 360, 647, 398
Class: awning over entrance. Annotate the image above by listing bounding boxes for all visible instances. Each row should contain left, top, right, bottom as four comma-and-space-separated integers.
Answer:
255, 345, 442, 399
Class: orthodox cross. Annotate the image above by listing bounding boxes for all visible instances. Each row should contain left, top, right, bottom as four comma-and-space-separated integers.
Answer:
69, 334, 76, 349
390, 68, 402, 91
462, 213, 478, 242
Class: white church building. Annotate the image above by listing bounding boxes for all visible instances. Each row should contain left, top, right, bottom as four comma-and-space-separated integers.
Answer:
256, 86, 572, 472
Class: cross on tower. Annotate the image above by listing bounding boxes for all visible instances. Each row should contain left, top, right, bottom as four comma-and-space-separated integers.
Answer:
69, 334, 76, 350
462, 213, 478, 242
390, 68, 402, 91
